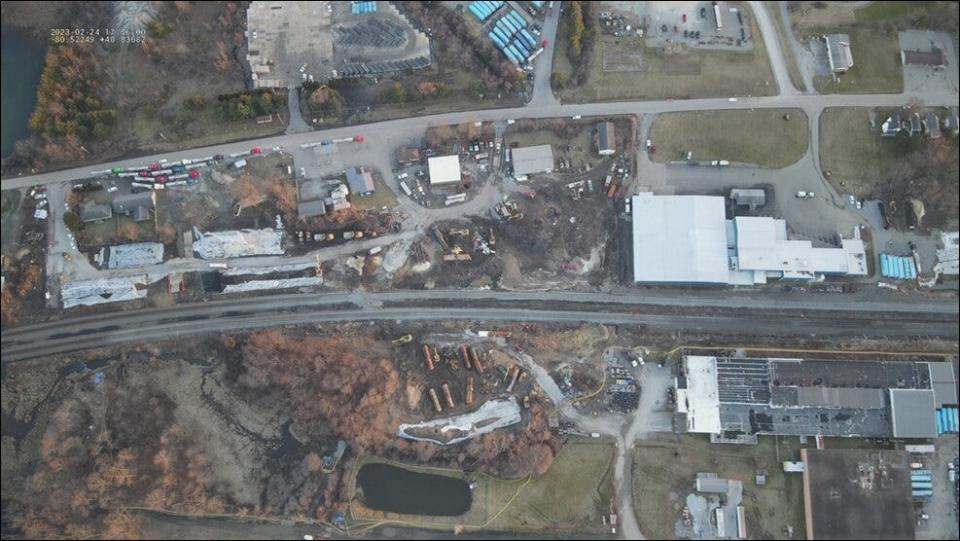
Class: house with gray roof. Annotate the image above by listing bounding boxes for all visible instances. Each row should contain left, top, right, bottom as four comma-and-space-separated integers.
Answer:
346, 166, 375, 196
111, 192, 155, 222
825, 33, 853, 73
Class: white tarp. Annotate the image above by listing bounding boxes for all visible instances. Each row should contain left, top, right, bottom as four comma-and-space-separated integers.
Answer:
397, 397, 521, 445
107, 242, 164, 269
62, 276, 156, 308
192, 227, 284, 259
222, 276, 323, 293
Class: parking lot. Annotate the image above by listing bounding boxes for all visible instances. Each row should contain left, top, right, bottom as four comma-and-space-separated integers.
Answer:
915, 436, 960, 540
602, 1, 754, 52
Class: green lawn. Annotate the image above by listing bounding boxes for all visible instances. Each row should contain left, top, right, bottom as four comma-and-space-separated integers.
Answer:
350, 438, 616, 535
813, 29, 903, 94
554, 5, 775, 101
854, 1, 913, 21
650, 109, 808, 168
351, 174, 399, 211
818, 107, 923, 197
633, 434, 807, 540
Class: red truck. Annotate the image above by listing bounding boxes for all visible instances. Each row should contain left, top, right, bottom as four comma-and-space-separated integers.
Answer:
251, 147, 263, 155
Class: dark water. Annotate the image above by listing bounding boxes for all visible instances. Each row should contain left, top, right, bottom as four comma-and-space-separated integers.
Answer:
1, 25, 47, 158
357, 463, 472, 516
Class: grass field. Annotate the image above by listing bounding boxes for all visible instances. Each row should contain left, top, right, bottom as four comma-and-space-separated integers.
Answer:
128, 106, 288, 155
764, 1, 806, 92
633, 434, 807, 540
818, 107, 923, 197
350, 438, 616, 535
854, 1, 914, 22
813, 29, 903, 94
649, 109, 808, 168
351, 174, 399, 211
553, 7, 775, 101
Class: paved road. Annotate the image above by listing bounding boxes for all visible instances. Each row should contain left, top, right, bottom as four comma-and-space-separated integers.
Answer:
4, 90, 957, 192
529, 3, 561, 108
748, 1, 799, 96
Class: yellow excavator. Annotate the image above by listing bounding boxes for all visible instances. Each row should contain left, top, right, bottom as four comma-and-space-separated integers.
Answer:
392, 334, 413, 345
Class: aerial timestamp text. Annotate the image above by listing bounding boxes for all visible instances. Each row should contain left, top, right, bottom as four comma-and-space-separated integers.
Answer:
50, 28, 145, 44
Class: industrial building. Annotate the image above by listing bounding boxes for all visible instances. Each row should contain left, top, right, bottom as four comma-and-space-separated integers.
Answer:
510, 144, 555, 180
428, 155, 462, 185
676, 355, 945, 442
825, 33, 854, 73
729, 188, 765, 210
629, 193, 867, 285
597, 122, 615, 156
801, 448, 915, 540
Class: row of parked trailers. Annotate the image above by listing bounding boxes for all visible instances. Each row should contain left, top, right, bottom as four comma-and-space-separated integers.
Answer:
879, 253, 917, 280
488, 10, 539, 63
469, 0, 504, 22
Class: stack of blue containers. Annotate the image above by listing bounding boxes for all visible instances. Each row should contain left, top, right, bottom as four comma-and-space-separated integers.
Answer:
879, 254, 917, 280
937, 407, 959, 434
351, 1, 377, 15
469, 0, 504, 22
487, 10, 538, 64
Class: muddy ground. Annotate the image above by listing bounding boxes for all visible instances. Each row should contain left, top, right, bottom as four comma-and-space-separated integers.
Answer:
2, 320, 956, 537
0, 322, 561, 538
0, 189, 48, 325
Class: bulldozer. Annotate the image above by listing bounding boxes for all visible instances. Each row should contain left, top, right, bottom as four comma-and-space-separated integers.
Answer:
392, 334, 413, 345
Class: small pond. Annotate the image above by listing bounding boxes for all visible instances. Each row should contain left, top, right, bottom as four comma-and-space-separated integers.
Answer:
356, 462, 472, 516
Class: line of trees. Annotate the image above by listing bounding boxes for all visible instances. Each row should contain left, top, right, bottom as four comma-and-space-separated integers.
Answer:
214, 88, 286, 122
28, 44, 116, 149
397, 2, 521, 96
563, 1, 598, 87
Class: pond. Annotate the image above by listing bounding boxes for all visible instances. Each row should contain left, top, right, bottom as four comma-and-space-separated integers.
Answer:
356, 462, 472, 516
1, 25, 47, 158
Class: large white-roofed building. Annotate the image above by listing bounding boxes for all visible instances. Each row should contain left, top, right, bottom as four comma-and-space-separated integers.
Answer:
630, 193, 731, 284
628, 193, 867, 285
428, 155, 462, 185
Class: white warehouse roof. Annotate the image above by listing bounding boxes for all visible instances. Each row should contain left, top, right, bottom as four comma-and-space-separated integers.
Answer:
734, 217, 867, 278
678, 356, 722, 434
511, 145, 555, 177
428, 155, 462, 185
631, 193, 731, 284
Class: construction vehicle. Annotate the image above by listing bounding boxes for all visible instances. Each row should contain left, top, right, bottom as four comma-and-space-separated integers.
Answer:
448, 228, 471, 237
392, 335, 413, 345
506, 368, 522, 392
432, 225, 449, 249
